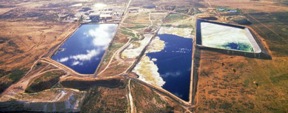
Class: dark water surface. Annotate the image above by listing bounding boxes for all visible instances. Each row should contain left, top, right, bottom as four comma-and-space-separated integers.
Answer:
147, 34, 192, 101
52, 24, 117, 74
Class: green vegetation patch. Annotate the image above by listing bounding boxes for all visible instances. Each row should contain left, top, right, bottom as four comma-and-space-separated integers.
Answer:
121, 29, 135, 37
177, 24, 193, 28
0, 68, 27, 93
208, 100, 217, 109
164, 13, 189, 22
219, 102, 233, 109
108, 42, 123, 51
103, 42, 124, 63
0, 37, 8, 44
131, 80, 185, 112
7, 69, 26, 82
127, 24, 147, 29
120, 28, 140, 40
81, 79, 128, 113
270, 12, 288, 23
80, 87, 102, 112
232, 18, 252, 25
246, 12, 288, 56
0, 69, 9, 78
26, 71, 65, 93
162, 24, 193, 28
243, 79, 250, 87
7, 40, 18, 47
175, 7, 189, 13
270, 73, 288, 83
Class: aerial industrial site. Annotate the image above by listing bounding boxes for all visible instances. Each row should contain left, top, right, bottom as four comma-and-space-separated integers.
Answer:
0, 0, 288, 112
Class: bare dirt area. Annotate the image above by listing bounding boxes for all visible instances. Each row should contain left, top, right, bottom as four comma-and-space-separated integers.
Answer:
0, 0, 79, 98
0, 88, 86, 112
0, 21, 75, 70
195, 50, 288, 112
61, 76, 129, 113
130, 79, 190, 112
0, 21, 77, 93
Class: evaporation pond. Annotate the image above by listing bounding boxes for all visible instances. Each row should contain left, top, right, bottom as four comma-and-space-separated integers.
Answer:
201, 22, 260, 52
147, 34, 192, 101
52, 24, 118, 74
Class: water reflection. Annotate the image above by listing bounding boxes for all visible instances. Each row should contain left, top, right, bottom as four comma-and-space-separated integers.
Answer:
147, 34, 192, 101
52, 24, 118, 74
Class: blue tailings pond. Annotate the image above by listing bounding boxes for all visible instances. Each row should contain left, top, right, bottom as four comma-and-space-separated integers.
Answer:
147, 34, 192, 101
52, 24, 118, 74
222, 42, 253, 52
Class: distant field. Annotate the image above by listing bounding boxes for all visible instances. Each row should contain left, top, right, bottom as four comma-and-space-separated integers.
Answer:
244, 11, 288, 56
204, 0, 288, 13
